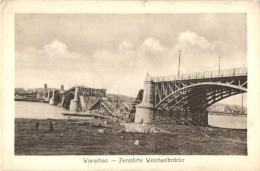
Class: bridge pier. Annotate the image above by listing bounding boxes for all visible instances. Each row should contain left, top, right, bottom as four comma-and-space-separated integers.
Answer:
192, 110, 208, 126
58, 94, 65, 107
49, 89, 55, 105
135, 73, 154, 124
172, 110, 181, 123
57, 85, 65, 107
70, 86, 78, 112
36, 92, 40, 99
45, 90, 50, 102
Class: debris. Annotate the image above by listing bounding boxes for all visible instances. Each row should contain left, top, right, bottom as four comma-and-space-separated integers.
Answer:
134, 140, 139, 146
205, 127, 213, 131
35, 122, 39, 131
122, 123, 160, 133
49, 121, 53, 131
119, 129, 126, 133
98, 129, 105, 134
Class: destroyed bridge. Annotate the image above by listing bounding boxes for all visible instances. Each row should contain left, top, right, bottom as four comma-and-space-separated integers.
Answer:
40, 85, 121, 118
39, 67, 247, 125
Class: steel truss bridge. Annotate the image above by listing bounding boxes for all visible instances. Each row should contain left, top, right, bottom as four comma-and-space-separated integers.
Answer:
151, 67, 247, 112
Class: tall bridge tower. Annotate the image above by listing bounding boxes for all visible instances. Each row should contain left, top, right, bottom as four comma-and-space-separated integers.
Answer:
134, 73, 155, 123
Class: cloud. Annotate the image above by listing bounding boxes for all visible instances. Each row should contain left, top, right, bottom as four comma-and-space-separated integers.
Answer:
137, 37, 166, 69
161, 31, 244, 74
88, 34, 233, 78
16, 40, 81, 64
140, 37, 165, 53
16, 40, 83, 67
176, 31, 227, 51
177, 31, 211, 49
118, 40, 134, 52
15, 34, 246, 97
16, 47, 44, 63
44, 40, 81, 59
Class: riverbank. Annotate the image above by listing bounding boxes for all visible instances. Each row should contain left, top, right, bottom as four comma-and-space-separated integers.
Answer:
15, 96, 43, 102
15, 118, 247, 155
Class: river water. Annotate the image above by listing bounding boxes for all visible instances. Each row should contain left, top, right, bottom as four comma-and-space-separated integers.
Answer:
15, 101, 247, 129
15, 101, 89, 120
208, 113, 247, 129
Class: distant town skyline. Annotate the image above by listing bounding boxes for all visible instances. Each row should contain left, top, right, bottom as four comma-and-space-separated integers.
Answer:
15, 14, 247, 106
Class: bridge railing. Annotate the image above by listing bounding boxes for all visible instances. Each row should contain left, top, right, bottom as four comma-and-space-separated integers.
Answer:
152, 67, 247, 82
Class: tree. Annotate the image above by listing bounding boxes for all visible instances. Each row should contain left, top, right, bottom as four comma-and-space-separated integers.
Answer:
135, 89, 143, 104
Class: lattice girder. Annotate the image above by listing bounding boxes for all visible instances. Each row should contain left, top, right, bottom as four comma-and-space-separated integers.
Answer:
154, 79, 247, 112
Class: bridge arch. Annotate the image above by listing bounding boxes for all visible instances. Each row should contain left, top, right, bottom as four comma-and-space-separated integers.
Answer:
53, 91, 63, 106
155, 82, 247, 112
62, 92, 75, 109
135, 68, 247, 124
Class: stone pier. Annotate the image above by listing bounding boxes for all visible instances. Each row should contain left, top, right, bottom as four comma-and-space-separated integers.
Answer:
57, 85, 65, 107
45, 90, 50, 102
134, 73, 154, 124
49, 89, 55, 105
69, 86, 78, 112
36, 92, 40, 99
58, 95, 65, 107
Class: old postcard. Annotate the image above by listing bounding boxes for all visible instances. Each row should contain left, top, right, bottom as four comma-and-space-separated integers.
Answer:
1, 0, 260, 170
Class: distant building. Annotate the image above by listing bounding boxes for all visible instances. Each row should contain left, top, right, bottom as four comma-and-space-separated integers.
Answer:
27, 88, 45, 93
208, 103, 247, 114
15, 88, 27, 93
214, 105, 225, 112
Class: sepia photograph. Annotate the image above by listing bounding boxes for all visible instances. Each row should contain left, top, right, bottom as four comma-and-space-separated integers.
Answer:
1, 1, 260, 171
15, 13, 247, 155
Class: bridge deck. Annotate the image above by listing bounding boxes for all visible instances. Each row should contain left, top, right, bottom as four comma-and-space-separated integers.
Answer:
152, 67, 247, 82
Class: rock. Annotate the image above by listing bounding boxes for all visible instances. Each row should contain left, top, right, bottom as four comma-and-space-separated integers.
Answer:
98, 129, 105, 134
104, 120, 108, 124
120, 136, 123, 139
119, 130, 126, 133
134, 140, 139, 146
204, 127, 213, 131
123, 123, 160, 133
133, 140, 148, 146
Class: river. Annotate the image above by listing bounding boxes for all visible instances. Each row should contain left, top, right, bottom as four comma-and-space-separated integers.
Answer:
15, 101, 247, 129
15, 101, 89, 120
208, 113, 247, 129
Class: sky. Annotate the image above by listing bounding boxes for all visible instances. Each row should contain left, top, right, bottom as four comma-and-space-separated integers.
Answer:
15, 14, 247, 106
